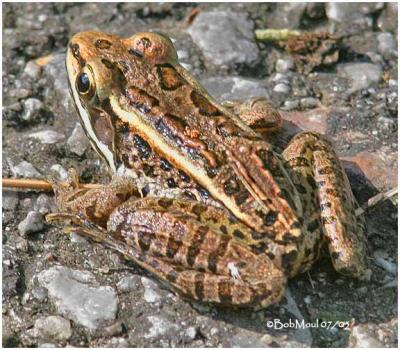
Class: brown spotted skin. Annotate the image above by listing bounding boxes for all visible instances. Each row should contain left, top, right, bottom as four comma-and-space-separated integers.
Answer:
50, 30, 368, 309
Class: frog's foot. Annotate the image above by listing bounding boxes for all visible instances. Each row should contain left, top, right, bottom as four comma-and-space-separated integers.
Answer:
47, 169, 139, 228
222, 97, 283, 133
47, 212, 125, 248
283, 131, 368, 278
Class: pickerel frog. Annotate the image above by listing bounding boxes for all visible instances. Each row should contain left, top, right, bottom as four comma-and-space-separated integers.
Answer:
47, 31, 367, 309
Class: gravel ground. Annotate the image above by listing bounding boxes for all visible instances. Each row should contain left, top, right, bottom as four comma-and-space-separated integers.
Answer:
2, 2, 398, 348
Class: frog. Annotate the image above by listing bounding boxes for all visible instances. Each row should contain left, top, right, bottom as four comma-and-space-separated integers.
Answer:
47, 30, 368, 309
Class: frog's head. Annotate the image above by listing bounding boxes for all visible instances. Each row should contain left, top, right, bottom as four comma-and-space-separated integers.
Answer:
66, 31, 179, 173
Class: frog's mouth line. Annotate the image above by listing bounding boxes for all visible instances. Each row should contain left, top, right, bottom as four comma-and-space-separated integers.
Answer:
66, 50, 117, 173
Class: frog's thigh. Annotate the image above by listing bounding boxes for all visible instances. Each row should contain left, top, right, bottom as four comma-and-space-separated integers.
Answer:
51, 173, 138, 227
107, 198, 287, 308
223, 97, 282, 133
282, 131, 367, 277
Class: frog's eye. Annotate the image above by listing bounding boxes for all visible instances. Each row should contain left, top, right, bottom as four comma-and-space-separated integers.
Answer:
77, 72, 91, 93
76, 66, 96, 99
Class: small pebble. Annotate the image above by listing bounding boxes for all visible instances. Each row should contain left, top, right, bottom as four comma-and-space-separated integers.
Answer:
21, 98, 44, 122
273, 83, 290, 94
377, 32, 395, 56
184, 326, 198, 341
15, 237, 29, 253
29, 130, 65, 144
282, 100, 299, 110
50, 164, 69, 181
275, 58, 294, 73
117, 275, 138, 292
141, 277, 162, 303
11, 160, 41, 178
18, 211, 44, 236
3, 192, 19, 211
272, 73, 289, 82
67, 123, 90, 156
377, 116, 396, 132
34, 315, 72, 341
103, 321, 123, 337
34, 194, 56, 214
300, 97, 319, 109
24, 61, 42, 79
31, 287, 48, 302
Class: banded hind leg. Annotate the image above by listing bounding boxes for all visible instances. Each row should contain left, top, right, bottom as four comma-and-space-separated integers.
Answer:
282, 131, 368, 278
49, 197, 287, 309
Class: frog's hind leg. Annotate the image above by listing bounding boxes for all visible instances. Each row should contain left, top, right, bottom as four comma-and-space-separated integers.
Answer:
282, 131, 368, 278
104, 198, 287, 308
47, 204, 287, 309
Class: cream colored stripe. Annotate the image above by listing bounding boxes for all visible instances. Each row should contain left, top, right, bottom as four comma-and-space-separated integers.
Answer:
66, 50, 116, 173
109, 95, 251, 225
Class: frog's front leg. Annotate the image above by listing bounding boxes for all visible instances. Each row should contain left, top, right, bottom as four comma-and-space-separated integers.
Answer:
282, 132, 368, 278
222, 97, 282, 133
48, 168, 139, 227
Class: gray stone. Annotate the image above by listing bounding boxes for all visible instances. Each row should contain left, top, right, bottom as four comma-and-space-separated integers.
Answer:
377, 32, 395, 57
18, 211, 44, 236
300, 97, 319, 109
10, 160, 42, 178
32, 287, 48, 302
22, 98, 44, 122
3, 191, 19, 211
29, 130, 65, 144
103, 321, 123, 337
183, 326, 198, 341
24, 61, 42, 79
34, 194, 57, 215
227, 328, 274, 347
377, 116, 396, 133
187, 11, 258, 67
337, 63, 382, 93
326, 3, 384, 23
273, 83, 291, 94
141, 277, 162, 303
37, 266, 118, 330
377, 3, 398, 32
116, 275, 138, 292
42, 53, 74, 113
282, 100, 300, 111
144, 315, 179, 339
106, 337, 130, 348
349, 324, 384, 347
70, 232, 89, 244
271, 73, 290, 83
373, 251, 397, 275
50, 164, 68, 181
67, 123, 90, 156
38, 343, 57, 348
15, 237, 29, 253
275, 58, 294, 73
283, 289, 313, 346
200, 76, 268, 102
34, 315, 72, 341
270, 3, 307, 29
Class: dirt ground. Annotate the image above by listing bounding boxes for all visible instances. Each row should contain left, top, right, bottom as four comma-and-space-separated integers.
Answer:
2, 3, 398, 347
